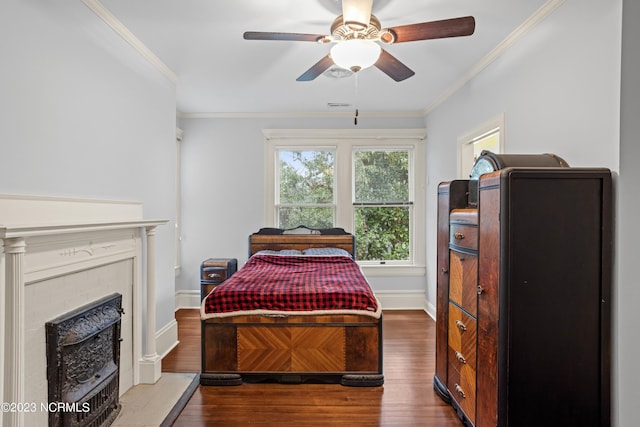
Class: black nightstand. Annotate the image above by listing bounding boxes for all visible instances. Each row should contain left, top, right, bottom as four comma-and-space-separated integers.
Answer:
199, 258, 237, 300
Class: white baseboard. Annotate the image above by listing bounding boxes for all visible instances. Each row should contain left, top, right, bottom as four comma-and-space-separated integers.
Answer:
175, 289, 432, 313
156, 318, 179, 359
373, 290, 426, 310
424, 298, 436, 321
175, 290, 201, 310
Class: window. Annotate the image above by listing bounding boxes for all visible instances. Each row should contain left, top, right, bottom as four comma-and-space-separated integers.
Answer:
265, 129, 425, 276
353, 149, 412, 262
277, 149, 335, 229
457, 114, 505, 179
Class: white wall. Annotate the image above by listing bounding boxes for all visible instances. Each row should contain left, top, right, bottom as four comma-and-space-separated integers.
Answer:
425, 0, 621, 309
176, 115, 426, 298
0, 1, 177, 339
426, 0, 628, 423
617, 0, 640, 425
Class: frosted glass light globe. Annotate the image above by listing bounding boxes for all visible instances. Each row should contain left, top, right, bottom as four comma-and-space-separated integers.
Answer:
330, 39, 381, 73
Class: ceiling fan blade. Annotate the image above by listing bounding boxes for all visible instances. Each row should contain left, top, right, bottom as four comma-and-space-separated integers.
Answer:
296, 55, 335, 81
374, 49, 415, 82
244, 31, 327, 42
342, 0, 373, 27
386, 16, 475, 43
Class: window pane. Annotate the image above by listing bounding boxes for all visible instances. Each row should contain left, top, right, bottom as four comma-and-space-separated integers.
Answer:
278, 207, 334, 230
354, 150, 409, 203
279, 150, 334, 204
355, 206, 410, 261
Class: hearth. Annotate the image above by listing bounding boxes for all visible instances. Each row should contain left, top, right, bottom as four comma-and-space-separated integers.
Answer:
46, 293, 123, 427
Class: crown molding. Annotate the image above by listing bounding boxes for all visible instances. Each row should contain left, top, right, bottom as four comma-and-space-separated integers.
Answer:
176, 110, 426, 120
80, 0, 178, 84
262, 128, 426, 141
79, 0, 564, 119
424, 0, 566, 115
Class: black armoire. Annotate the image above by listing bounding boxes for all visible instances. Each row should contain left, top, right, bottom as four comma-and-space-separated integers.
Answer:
433, 152, 612, 427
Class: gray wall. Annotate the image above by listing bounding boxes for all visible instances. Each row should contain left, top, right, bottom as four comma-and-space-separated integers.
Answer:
425, 0, 630, 424
425, 0, 620, 313
0, 1, 177, 334
617, 0, 640, 425
176, 115, 427, 295
3, 0, 638, 423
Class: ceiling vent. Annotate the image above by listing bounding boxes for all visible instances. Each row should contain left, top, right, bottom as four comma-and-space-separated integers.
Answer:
327, 102, 352, 109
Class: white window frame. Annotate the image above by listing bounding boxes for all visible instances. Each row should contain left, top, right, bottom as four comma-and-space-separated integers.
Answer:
175, 128, 183, 276
352, 146, 415, 266
264, 129, 426, 277
457, 113, 505, 179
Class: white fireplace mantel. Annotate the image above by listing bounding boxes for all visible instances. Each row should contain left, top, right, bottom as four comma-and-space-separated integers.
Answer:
0, 194, 168, 427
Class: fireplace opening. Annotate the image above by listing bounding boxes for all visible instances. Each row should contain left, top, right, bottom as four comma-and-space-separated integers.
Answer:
46, 293, 123, 427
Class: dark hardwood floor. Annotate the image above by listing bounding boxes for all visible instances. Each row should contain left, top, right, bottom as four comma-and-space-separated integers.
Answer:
162, 309, 462, 426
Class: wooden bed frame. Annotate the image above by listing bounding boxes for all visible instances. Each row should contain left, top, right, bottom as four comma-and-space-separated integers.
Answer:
200, 231, 384, 387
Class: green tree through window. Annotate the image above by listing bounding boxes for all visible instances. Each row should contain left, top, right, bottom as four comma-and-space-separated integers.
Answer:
278, 150, 335, 229
354, 150, 411, 261
277, 148, 412, 262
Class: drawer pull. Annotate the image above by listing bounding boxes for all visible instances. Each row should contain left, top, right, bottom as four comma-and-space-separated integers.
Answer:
454, 232, 465, 240
208, 273, 222, 279
455, 320, 467, 332
454, 384, 466, 398
455, 351, 467, 364
477, 285, 485, 295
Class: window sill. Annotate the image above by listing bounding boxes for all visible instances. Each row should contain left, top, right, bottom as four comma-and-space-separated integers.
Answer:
360, 264, 426, 277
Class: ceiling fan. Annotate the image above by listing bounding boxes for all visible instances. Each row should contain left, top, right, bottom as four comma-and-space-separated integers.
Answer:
243, 0, 475, 82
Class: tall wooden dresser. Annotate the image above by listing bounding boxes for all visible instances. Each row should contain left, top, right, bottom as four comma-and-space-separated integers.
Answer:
433, 152, 612, 427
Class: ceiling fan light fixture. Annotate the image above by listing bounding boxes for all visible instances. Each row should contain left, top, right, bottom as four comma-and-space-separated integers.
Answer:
330, 39, 381, 72
342, 0, 373, 30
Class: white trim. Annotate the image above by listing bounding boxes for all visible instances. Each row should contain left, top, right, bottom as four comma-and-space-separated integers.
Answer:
424, 0, 566, 115
79, 0, 564, 119
0, 194, 167, 424
80, 0, 178, 84
457, 113, 506, 179
361, 265, 426, 277
0, 193, 142, 226
175, 290, 201, 310
175, 128, 183, 276
424, 298, 436, 321
177, 111, 426, 120
264, 129, 426, 271
263, 128, 426, 141
156, 318, 179, 359
374, 290, 427, 310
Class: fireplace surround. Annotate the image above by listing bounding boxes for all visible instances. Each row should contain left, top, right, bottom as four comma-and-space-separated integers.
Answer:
0, 194, 167, 426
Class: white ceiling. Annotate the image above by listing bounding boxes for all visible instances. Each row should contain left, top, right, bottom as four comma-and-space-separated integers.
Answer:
96, 0, 549, 115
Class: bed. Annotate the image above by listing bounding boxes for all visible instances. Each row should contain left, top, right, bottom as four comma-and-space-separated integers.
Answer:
199, 227, 384, 387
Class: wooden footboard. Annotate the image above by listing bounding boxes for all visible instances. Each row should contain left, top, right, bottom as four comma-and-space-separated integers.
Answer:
200, 314, 383, 386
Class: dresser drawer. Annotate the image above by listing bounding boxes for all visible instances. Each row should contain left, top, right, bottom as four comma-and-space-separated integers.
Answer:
201, 267, 227, 283
448, 361, 477, 425
200, 258, 238, 301
200, 258, 238, 283
449, 209, 478, 252
450, 223, 478, 251
448, 304, 477, 366
448, 303, 477, 424
449, 250, 478, 317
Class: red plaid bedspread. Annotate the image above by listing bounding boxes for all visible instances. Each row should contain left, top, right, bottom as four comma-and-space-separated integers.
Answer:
202, 254, 379, 318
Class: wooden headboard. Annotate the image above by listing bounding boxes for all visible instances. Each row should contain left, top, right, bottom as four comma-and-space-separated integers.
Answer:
248, 227, 355, 257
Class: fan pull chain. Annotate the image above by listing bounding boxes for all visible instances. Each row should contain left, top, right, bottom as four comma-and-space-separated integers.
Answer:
354, 72, 359, 126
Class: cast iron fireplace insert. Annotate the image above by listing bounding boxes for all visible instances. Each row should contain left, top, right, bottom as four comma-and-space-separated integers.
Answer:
46, 293, 123, 427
